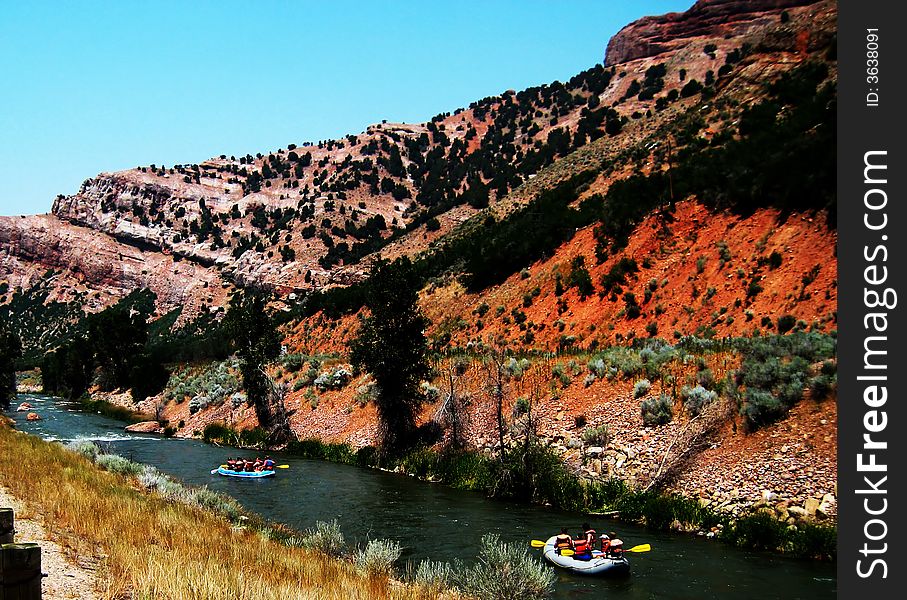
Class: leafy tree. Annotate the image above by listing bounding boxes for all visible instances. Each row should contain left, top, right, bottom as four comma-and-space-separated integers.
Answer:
224, 290, 282, 432
87, 300, 149, 390
350, 258, 430, 452
0, 315, 22, 408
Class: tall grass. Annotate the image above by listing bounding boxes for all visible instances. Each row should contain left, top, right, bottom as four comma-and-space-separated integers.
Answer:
0, 426, 452, 599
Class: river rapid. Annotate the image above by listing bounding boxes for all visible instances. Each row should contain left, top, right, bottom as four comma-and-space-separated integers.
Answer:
6, 393, 836, 599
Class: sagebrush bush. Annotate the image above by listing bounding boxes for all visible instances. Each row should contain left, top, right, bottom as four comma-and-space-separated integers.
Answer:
809, 373, 836, 400
587, 358, 606, 376
633, 379, 651, 398
355, 539, 402, 576
299, 519, 346, 557
412, 560, 454, 592
453, 533, 555, 600
281, 353, 305, 372
420, 381, 441, 401
66, 438, 99, 461
681, 385, 717, 416
641, 394, 674, 426
582, 424, 610, 447
741, 389, 785, 431
95, 453, 144, 476
313, 366, 352, 391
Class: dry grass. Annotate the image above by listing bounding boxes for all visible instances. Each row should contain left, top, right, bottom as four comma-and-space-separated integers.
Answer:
0, 426, 452, 599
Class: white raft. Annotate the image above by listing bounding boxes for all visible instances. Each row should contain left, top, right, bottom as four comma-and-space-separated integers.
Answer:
542, 535, 631, 576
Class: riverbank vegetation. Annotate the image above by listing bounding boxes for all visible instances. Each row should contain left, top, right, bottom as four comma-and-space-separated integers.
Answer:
279, 436, 835, 560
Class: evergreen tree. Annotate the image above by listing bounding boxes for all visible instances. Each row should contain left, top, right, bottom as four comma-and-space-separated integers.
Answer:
0, 315, 22, 408
350, 258, 430, 452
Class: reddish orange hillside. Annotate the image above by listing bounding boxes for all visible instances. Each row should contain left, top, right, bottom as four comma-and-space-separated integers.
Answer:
285, 200, 836, 355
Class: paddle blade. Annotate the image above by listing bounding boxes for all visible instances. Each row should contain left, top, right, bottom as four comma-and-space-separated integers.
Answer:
560, 549, 575, 556
277, 464, 290, 469
627, 544, 651, 553
219, 464, 227, 468
530, 540, 546, 548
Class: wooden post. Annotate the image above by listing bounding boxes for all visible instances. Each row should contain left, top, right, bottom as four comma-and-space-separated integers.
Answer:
0, 543, 42, 600
0, 510, 13, 545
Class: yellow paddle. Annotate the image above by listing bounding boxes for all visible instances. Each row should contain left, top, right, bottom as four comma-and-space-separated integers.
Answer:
626, 544, 651, 553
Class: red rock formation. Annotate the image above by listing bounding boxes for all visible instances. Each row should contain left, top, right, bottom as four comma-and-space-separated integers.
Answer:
605, 0, 818, 65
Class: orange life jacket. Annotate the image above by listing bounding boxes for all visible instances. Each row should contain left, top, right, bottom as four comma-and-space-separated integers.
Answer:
554, 534, 572, 549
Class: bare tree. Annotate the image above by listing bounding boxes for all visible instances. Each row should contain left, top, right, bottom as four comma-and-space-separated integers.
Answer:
434, 356, 470, 449
263, 370, 294, 444
483, 343, 510, 456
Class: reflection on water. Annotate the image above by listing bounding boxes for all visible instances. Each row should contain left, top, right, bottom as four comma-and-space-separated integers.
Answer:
6, 394, 836, 599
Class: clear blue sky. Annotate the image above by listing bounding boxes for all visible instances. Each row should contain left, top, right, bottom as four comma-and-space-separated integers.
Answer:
0, 1, 691, 216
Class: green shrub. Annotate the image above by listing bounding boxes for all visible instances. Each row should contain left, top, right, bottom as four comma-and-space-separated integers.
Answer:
741, 389, 785, 431
512, 397, 530, 417
777, 314, 797, 334
300, 519, 347, 557
808, 373, 835, 400
412, 560, 454, 592
681, 385, 717, 416
281, 353, 305, 372
355, 539, 402, 576
633, 379, 651, 398
453, 533, 555, 600
582, 424, 610, 447
66, 438, 99, 461
641, 394, 674, 426
95, 453, 144, 477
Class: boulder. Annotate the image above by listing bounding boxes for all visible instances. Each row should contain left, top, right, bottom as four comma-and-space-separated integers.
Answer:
788, 506, 808, 519
125, 421, 163, 434
586, 446, 604, 457
26, 412, 41, 421
804, 497, 821, 517
16, 402, 33, 412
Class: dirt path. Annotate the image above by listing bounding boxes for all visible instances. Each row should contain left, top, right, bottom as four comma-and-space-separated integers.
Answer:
0, 486, 97, 599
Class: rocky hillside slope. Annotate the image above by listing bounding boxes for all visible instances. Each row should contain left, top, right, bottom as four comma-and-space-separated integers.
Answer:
2, 0, 834, 323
